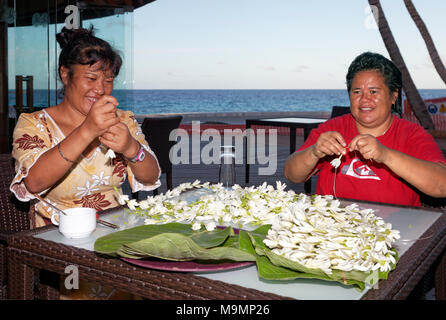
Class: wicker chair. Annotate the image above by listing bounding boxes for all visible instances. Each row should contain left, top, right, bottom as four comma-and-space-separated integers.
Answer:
0, 153, 30, 299
0, 154, 60, 300
412, 196, 446, 300
415, 149, 446, 300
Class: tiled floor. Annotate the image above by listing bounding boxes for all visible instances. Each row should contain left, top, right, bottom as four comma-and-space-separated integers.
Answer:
132, 132, 446, 198
129, 134, 314, 198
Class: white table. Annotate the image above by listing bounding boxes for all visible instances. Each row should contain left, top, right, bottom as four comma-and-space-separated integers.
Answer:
34, 190, 444, 300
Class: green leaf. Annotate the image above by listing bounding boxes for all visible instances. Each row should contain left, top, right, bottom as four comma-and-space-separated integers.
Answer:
94, 223, 198, 256
238, 228, 304, 280
256, 255, 307, 280
254, 239, 365, 289
117, 232, 256, 262
189, 226, 234, 248
238, 230, 256, 255
245, 225, 398, 290
221, 234, 239, 248
94, 222, 398, 291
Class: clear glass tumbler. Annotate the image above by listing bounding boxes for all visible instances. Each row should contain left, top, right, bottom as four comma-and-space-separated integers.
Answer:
219, 145, 236, 188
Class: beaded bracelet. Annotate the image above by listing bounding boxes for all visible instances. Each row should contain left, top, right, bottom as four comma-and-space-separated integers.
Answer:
57, 143, 75, 163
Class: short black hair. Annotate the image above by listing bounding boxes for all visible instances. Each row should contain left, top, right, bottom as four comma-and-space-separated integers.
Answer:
346, 52, 402, 115
56, 26, 122, 81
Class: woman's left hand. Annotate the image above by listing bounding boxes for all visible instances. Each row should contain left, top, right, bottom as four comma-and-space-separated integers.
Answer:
348, 134, 389, 163
98, 122, 139, 157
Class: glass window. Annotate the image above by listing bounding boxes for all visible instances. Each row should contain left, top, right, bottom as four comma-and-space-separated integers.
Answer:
8, 0, 134, 113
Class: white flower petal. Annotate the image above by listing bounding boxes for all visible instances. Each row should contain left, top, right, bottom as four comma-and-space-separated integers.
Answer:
105, 149, 116, 159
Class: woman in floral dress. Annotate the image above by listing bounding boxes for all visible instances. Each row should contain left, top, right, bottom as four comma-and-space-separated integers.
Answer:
10, 27, 161, 300
10, 27, 161, 228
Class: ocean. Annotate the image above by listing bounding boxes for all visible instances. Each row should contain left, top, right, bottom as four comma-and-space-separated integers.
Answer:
9, 89, 446, 115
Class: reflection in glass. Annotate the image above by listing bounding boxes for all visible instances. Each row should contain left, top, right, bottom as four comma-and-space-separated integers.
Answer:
8, 1, 134, 112
219, 145, 236, 188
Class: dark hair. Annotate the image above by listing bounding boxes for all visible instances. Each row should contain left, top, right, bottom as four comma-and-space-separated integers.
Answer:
346, 52, 402, 115
56, 26, 122, 82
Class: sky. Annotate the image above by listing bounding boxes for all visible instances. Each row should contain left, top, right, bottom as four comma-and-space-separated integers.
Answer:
132, 0, 446, 90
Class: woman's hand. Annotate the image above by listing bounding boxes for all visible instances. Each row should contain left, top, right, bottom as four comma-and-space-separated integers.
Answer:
349, 134, 389, 163
100, 123, 160, 184
81, 95, 120, 139
311, 131, 347, 159
99, 122, 139, 158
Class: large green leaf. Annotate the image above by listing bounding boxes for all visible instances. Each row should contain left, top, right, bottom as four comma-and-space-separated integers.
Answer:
94, 223, 252, 263
245, 225, 398, 290
189, 226, 234, 248
117, 232, 256, 262
239, 229, 304, 280
94, 223, 198, 256
94, 222, 398, 291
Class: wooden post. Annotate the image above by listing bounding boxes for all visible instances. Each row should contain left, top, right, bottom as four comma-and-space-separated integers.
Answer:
26, 76, 33, 111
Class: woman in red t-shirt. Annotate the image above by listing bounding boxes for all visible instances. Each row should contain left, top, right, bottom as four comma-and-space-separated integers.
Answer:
284, 52, 446, 206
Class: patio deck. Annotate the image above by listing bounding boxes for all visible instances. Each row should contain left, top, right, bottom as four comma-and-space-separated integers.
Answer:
127, 107, 446, 205
125, 131, 446, 200
125, 134, 314, 198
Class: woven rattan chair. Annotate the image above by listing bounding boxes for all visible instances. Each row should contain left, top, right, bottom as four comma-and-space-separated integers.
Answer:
133, 115, 183, 199
412, 197, 446, 299
414, 149, 446, 299
0, 153, 30, 299
0, 154, 60, 299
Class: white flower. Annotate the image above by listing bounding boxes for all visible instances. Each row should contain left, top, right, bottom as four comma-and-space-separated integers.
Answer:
345, 203, 359, 214
205, 221, 216, 231
105, 149, 116, 159
263, 238, 278, 248
388, 229, 401, 241
312, 195, 329, 208
127, 199, 139, 211
192, 222, 202, 230
92, 171, 110, 186
138, 200, 150, 210
374, 239, 387, 252
330, 157, 341, 169
261, 189, 399, 275
75, 180, 99, 198
222, 213, 232, 223
117, 194, 129, 205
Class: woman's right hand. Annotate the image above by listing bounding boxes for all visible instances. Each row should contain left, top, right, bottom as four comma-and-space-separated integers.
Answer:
81, 95, 120, 139
311, 131, 347, 159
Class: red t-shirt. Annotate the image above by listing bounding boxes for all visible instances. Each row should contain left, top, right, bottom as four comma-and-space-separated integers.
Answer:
298, 114, 446, 206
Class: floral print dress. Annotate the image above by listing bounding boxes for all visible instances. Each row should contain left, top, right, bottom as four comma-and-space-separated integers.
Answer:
10, 109, 161, 227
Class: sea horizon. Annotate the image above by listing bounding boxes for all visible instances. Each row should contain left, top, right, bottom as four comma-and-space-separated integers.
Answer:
9, 88, 446, 115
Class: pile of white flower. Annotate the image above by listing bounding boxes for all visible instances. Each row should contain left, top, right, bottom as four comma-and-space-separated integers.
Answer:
116, 180, 400, 274
117, 180, 295, 231
263, 195, 400, 274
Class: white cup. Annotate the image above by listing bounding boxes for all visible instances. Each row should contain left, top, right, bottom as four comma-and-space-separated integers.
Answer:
50, 207, 97, 239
